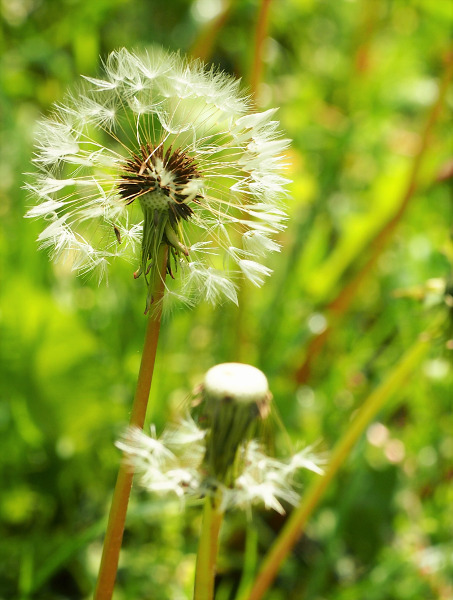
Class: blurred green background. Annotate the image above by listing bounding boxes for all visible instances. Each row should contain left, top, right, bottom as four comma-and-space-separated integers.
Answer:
1, 0, 452, 598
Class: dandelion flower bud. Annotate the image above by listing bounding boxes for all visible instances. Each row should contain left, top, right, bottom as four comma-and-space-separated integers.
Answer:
201, 363, 272, 484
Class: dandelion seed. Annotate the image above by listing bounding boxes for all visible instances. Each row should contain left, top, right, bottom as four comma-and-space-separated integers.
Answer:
26, 48, 290, 311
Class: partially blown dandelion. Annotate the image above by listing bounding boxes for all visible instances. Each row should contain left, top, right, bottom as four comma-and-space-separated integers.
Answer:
117, 363, 324, 514
26, 48, 289, 311
118, 422, 324, 514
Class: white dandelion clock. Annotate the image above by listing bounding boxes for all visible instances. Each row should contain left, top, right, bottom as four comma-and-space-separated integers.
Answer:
26, 48, 290, 312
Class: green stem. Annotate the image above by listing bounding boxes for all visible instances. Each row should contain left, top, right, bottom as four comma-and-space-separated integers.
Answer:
247, 331, 432, 600
235, 524, 259, 600
194, 496, 224, 600
94, 246, 168, 600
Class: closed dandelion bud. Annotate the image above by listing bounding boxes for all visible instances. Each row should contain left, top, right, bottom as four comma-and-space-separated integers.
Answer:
201, 363, 271, 485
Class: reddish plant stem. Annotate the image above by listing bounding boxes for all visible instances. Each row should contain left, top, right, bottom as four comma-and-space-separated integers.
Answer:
234, 0, 274, 360
94, 246, 168, 600
250, 0, 273, 101
190, 0, 235, 61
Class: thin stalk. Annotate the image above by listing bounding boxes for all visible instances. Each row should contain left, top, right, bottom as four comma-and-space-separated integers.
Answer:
234, 0, 273, 359
235, 523, 259, 600
353, 0, 380, 74
190, 0, 235, 61
247, 331, 431, 600
250, 0, 273, 101
94, 246, 168, 600
193, 496, 224, 600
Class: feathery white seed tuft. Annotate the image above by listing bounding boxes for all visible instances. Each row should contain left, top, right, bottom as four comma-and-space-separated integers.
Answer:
26, 48, 290, 308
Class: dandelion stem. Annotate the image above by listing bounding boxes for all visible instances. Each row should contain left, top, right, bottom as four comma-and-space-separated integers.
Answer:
94, 246, 168, 600
234, 0, 274, 360
250, 0, 273, 101
190, 0, 235, 61
194, 496, 224, 600
247, 330, 431, 600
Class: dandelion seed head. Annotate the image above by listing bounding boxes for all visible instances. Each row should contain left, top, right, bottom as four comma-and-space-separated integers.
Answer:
26, 48, 289, 309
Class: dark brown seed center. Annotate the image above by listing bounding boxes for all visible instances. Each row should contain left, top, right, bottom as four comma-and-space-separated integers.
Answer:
118, 143, 201, 210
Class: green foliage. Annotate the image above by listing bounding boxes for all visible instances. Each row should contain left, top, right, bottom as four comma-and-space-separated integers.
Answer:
1, 0, 452, 598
